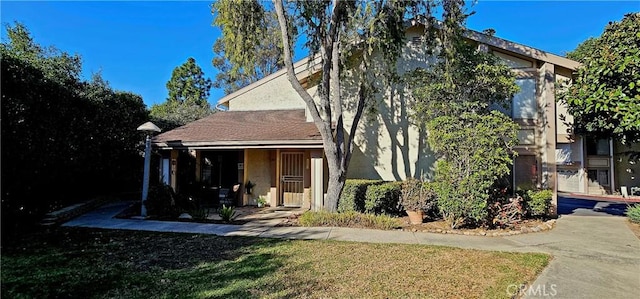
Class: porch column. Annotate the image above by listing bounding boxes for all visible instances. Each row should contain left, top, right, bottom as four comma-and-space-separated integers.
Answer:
540, 62, 557, 216
275, 149, 281, 207
195, 150, 201, 182
310, 150, 324, 211
170, 150, 179, 192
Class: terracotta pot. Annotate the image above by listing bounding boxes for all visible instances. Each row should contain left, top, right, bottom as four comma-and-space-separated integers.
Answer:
406, 210, 424, 225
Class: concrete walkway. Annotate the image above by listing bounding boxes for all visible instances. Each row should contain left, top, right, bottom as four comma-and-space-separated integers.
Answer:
63, 200, 640, 299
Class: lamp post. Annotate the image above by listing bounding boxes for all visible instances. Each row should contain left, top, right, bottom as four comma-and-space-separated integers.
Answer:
137, 121, 161, 218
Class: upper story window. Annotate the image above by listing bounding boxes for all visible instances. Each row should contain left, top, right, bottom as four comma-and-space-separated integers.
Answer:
586, 138, 610, 156
493, 78, 537, 120
512, 78, 537, 119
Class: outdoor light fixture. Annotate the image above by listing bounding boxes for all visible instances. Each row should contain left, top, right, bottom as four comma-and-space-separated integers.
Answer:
137, 121, 161, 218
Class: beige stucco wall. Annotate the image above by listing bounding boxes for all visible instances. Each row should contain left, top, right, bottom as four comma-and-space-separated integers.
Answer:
244, 149, 272, 205
228, 72, 318, 112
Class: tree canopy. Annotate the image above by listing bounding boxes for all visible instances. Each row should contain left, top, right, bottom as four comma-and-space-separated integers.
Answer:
150, 57, 213, 130
560, 13, 640, 144
212, 3, 290, 95
1, 23, 149, 237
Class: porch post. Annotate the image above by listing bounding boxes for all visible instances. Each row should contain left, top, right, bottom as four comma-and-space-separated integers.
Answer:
540, 62, 557, 216
275, 149, 281, 207
310, 150, 324, 211
195, 150, 201, 182
170, 150, 178, 192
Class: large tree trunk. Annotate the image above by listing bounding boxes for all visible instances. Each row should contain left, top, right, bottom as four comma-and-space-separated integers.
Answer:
274, 0, 353, 212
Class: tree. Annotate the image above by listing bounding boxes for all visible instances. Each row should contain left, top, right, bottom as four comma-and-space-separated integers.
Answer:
212, 5, 289, 94
560, 13, 640, 144
409, 0, 520, 228
217, 0, 442, 212
150, 57, 213, 129
1, 23, 148, 239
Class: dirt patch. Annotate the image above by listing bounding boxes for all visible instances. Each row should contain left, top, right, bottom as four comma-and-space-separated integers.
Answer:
280, 212, 555, 236
627, 221, 640, 239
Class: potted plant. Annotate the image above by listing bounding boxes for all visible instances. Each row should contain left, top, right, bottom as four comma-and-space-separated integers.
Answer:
400, 179, 437, 224
257, 196, 267, 208
245, 180, 255, 195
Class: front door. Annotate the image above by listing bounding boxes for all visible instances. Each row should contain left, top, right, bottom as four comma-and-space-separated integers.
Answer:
281, 152, 304, 207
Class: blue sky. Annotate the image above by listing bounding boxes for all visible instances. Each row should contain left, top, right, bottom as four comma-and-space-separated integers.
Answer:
2, 1, 638, 108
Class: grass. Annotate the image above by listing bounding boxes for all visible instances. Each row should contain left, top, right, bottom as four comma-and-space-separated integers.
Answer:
1, 227, 550, 299
298, 211, 402, 230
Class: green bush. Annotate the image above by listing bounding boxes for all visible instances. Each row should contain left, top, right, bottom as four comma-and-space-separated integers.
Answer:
364, 182, 403, 215
338, 179, 383, 213
526, 189, 552, 217
627, 205, 640, 223
299, 211, 401, 230
433, 161, 489, 229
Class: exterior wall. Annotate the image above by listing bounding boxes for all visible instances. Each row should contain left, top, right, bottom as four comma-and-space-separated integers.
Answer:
227, 72, 318, 112
345, 28, 435, 181
614, 142, 640, 192
243, 149, 273, 205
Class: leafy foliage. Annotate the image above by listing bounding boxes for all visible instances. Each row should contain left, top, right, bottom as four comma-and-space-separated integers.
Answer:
525, 189, 553, 217
364, 182, 403, 215
560, 13, 640, 144
408, 2, 520, 229
218, 205, 237, 222
1, 23, 149, 237
337, 179, 383, 213
212, 2, 291, 94
626, 204, 640, 223
428, 113, 519, 228
150, 57, 213, 130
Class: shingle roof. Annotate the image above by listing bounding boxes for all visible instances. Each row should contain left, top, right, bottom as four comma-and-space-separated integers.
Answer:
153, 109, 322, 148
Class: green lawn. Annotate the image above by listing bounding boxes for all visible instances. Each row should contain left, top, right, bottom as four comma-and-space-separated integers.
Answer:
1, 228, 549, 298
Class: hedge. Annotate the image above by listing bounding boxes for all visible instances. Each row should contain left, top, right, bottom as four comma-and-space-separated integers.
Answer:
364, 182, 403, 216
337, 179, 384, 213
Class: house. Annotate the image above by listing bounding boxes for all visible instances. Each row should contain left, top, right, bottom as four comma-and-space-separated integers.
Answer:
152, 24, 640, 212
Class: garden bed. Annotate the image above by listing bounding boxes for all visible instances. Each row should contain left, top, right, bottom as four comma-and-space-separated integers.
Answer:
114, 203, 250, 225
280, 211, 556, 236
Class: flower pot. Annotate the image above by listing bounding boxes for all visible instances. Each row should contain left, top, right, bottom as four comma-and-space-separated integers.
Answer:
406, 210, 424, 225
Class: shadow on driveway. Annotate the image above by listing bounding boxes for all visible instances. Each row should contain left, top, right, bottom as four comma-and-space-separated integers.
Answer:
558, 196, 631, 216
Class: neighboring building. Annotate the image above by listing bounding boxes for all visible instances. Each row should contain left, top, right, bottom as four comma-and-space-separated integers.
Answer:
153, 24, 639, 212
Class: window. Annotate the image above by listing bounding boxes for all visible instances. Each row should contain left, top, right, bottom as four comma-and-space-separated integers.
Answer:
512, 78, 537, 119
586, 139, 610, 156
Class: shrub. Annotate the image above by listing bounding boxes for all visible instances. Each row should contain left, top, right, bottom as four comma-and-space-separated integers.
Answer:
433, 162, 489, 229
526, 189, 552, 217
338, 179, 383, 213
146, 184, 180, 217
400, 179, 438, 215
491, 195, 524, 228
364, 182, 403, 215
627, 205, 640, 223
299, 211, 401, 230
218, 205, 237, 222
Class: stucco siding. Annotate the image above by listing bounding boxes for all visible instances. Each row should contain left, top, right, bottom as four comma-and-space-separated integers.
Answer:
228, 74, 317, 112
244, 149, 272, 205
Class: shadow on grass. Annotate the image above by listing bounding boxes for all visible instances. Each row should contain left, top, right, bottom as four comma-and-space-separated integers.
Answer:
1, 227, 318, 298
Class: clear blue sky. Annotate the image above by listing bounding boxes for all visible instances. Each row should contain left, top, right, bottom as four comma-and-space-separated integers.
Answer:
2, 1, 638, 108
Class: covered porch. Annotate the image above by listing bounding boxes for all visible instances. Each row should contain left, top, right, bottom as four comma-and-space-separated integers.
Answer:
152, 110, 328, 209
